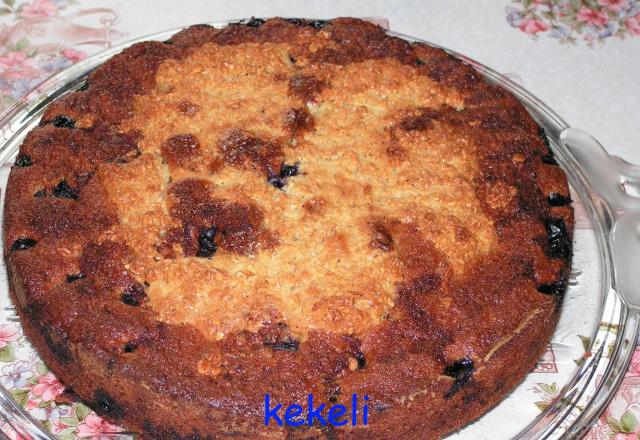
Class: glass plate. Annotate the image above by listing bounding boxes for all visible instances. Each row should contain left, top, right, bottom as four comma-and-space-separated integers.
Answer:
0, 20, 638, 440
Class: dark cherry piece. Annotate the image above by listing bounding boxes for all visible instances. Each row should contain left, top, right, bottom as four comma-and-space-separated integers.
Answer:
310, 20, 329, 29
11, 238, 36, 251
547, 193, 571, 207
545, 218, 572, 259
284, 18, 328, 28
542, 150, 558, 165
355, 351, 366, 369
280, 163, 299, 178
443, 357, 475, 398
121, 283, 147, 307
538, 280, 567, 296
94, 389, 124, 419
196, 226, 217, 258
234, 17, 265, 27
539, 127, 550, 148
34, 189, 47, 198
53, 180, 79, 200
268, 175, 286, 189
266, 163, 300, 189
14, 155, 32, 167
539, 128, 558, 165
52, 115, 76, 128
328, 384, 341, 402
265, 337, 300, 352
66, 273, 85, 283
245, 18, 265, 27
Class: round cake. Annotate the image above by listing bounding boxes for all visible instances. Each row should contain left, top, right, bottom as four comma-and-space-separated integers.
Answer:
3, 18, 573, 439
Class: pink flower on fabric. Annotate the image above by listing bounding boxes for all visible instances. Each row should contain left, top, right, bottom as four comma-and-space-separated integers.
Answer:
31, 372, 64, 402
20, 0, 57, 18
25, 398, 38, 410
0, 324, 19, 349
52, 418, 68, 431
519, 18, 550, 34
629, 351, 640, 376
0, 52, 39, 80
626, 13, 640, 35
0, 52, 28, 69
577, 7, 610, 27
61, 48, 87, 63
76, 414, 122, 438
598, 0, 629, 11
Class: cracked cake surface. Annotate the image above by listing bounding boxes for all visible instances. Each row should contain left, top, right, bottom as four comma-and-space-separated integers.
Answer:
3, 18, 573, 439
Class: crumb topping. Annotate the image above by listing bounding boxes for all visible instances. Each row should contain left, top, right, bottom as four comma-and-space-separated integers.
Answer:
109, 41, 495, 340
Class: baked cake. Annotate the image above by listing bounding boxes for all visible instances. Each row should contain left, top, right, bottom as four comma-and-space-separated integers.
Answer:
3, 18, 573, 439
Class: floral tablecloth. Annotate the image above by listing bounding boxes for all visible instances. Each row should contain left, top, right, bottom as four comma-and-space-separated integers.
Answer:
0, 1, 638, 439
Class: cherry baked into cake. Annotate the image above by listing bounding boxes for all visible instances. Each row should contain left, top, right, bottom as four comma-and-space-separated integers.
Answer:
3, 18, 573, 439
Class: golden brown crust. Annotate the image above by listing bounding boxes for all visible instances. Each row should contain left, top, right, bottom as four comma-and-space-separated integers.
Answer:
3, 18, 573, 439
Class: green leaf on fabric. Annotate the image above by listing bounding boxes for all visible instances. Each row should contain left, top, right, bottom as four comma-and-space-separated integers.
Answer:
577, 335, 591, 352
60, 416, 80, 427
0, 345, 16, 362
607, 416, 622, 433
10, 388, 28, 407
76, 403, 90, 421
36, 362, 48, 375
620, 410, 637, 433
15, 38, 29, 51
539, 382, 558, 395
57, 427, 78, 440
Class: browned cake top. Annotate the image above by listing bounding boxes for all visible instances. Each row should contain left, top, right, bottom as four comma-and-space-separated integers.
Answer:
106, 38, 497, 340
3, 18, 573, 439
